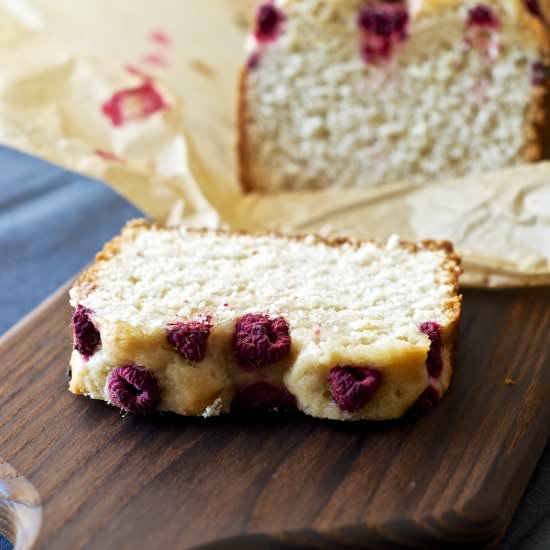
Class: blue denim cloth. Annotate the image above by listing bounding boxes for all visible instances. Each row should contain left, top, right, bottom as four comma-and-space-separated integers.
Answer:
0, 147, 141, 335
0, 145, 547, 549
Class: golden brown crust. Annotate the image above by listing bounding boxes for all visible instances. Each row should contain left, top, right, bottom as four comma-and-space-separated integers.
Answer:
115, 218, 461, 261
95, 217, 462, 256
524, 84, 546, 162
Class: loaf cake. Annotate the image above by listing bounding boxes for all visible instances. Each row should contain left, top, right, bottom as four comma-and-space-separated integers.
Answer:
68, 220, 461, 421
238, 0, 549, 191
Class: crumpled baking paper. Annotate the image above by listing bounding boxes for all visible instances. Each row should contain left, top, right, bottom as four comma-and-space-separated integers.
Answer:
0, 0, 548, 287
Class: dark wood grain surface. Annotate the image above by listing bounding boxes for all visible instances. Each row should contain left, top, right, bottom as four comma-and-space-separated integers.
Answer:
0, 283, 549, 549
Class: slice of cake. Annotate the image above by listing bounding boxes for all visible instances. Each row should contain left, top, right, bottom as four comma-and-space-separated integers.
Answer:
68, 220, 462, 421
238, 0, 549, 191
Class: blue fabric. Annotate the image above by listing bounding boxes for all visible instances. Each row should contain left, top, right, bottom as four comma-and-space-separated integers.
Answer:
0, 145, 548, 549
0, 147, 141, 335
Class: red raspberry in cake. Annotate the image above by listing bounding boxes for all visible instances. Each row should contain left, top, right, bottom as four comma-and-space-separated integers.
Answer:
231, 380, 297, 413
234, 313, 291, 368
465, 4, 501, 57
532, 61, 549, 85
166, 318, 211, 362
254, 2, 285, 43
409, 384, 441, 415
358, 3, 409, 65
524, 0, 544, 19
328, 366, 382, 412
108, 364, 160, 414
467, 4, 500, 27
419, 321, 443, 378
72, 305, 101, 360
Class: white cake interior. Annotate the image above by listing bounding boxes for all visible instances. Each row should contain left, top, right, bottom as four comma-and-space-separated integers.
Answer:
71, 229, 457, 346
242, 0, 543, 191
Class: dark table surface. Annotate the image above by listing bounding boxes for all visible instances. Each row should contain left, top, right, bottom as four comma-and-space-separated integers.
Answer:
0, 145, 548, 549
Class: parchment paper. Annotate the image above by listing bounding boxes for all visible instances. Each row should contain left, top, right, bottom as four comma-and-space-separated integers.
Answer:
0, 0, 548, 287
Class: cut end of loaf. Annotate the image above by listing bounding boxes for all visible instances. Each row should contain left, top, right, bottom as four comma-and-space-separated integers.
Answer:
239, 0, 549, 192
68, 220, 462, 422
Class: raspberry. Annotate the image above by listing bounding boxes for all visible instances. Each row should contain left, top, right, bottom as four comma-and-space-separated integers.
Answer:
358, 4, 409, 65
231, 381, 297, 413
524, 0, 545, 20
234, 313, 291, 368
107, 364, 159, 414
419, 321, 443, 378
166, 318, 211, 362
532, 61, 549, 85
328, 366, 382, 413
359, 5, 408, 36
467, 4, 500, 27
254, 2, 285, 42
72, 305, 101, 360
524, 0, 543, 18
409, 385, 441, 415
465, 5, 500, 57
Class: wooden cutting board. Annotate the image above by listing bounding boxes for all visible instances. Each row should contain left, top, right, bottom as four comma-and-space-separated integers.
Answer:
0, 282, 549, 549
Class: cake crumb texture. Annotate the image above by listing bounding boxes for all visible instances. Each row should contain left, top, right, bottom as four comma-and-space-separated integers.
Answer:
239, 0, 548, 191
